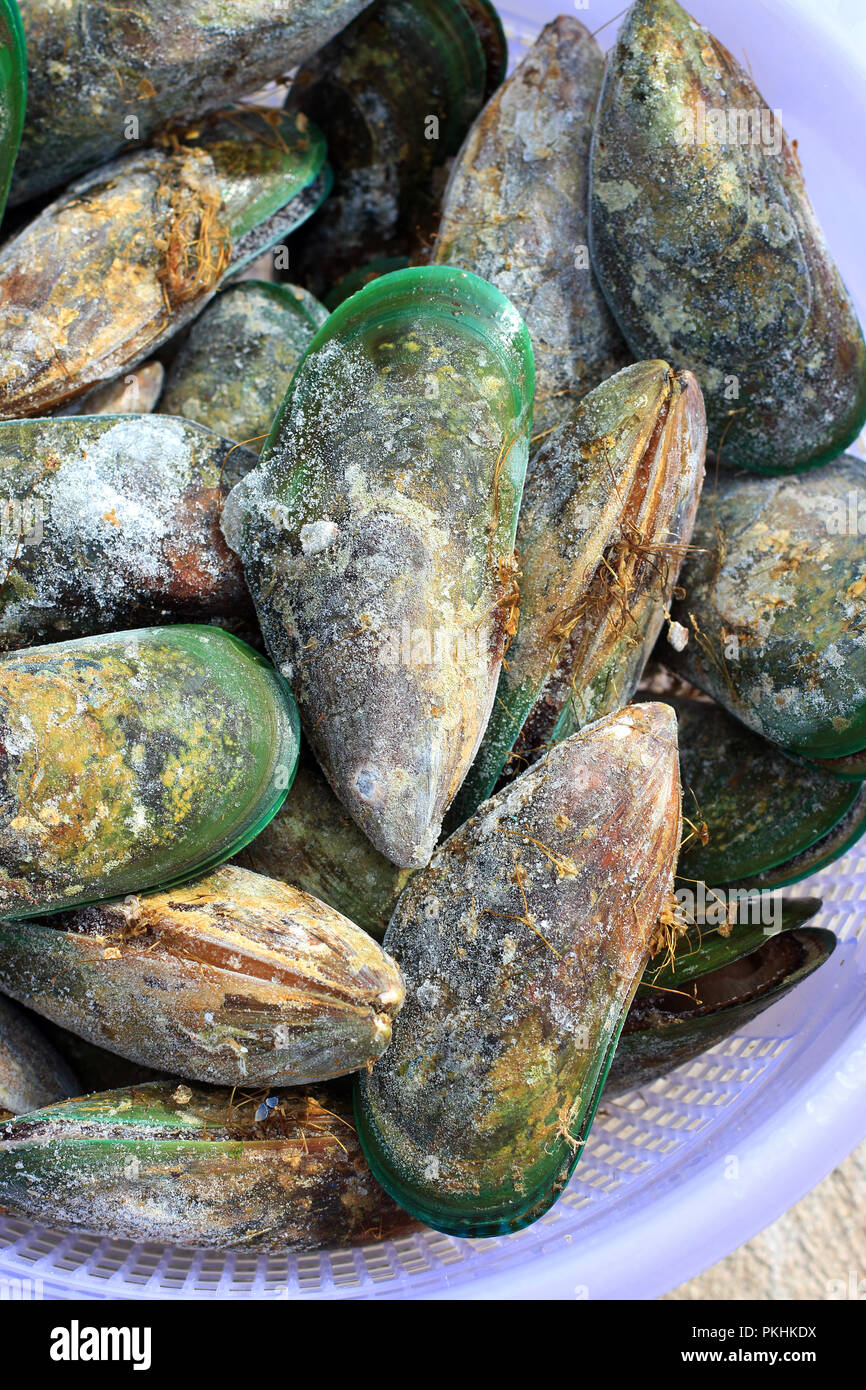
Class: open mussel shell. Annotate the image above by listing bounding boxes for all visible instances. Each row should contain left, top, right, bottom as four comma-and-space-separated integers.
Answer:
285, 0, 495, 297
0, 1080, 415, 1249
235, 752, 414, 941
0, 109, 328, 419
0, 626, 300, 920
607, 924, 835, 1099
727, 785, 866, 893
589, 0, 866, 473
809, 749, 866, 782
223, 265, 534, 870
0, 415, 256, 649
447, 361, 704, 830
435, 15, 629, 438
669, 456, 866, 759
0, 994, 79, 1120
356, 704, 681, 1238
0, 864, 404, 1086
161, 281, 328, 451
673, 698, 862, 889
0, 0, 25, 222
11, 0, 369, 206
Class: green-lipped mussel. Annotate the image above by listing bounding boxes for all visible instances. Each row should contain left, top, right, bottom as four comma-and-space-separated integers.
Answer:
0, 864, 404, 1086
669, 455, 866, 759
447, 361, 705, 830
0, 0, 25, 222
608, 909, 834, 1097
235, 751, 414, 941
11, 0, 370, 205
285, 0, 503, 297
0, 415, 256, 649
356, 703, 681, 1237
434, 16, 629, 438
0, 1081, 415, 1248
0, 109, 328, 418
0, 626, 300, 919
589, 0, 866, 472
160, 281, 328, 451
0, 994, 79, 1120
223, 265, 534, 870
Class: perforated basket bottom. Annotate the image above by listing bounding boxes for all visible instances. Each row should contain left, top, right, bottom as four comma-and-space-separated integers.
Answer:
1, 849, 863, 1300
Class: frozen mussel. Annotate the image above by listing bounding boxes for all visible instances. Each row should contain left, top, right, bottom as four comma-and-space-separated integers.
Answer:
223, 265, 534, 869
0, 109, 328, 419
0, 0, 25, 221
235, 752, 414, 941
0, 994, 79, 1120
449, 361, 704, 827
0, 1081, 414, 1249
0, 626, 299, 919
435, 15, 629, 437
0, 865, 404, 1086
285, 0, 504, 297
589, 0, 866, 472
0, 415, 256, 649
161, 281, 328, 451
608, 901, 833, 1096
669, 456, 866, 759
12, 0, 370, 205
356, 703, 681, 1237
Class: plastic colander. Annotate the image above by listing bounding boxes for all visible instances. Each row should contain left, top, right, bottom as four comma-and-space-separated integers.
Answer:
1, 0, 864, 1301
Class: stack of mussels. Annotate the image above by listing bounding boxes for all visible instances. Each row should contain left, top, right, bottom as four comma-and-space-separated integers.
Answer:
0, 0, 862, 1250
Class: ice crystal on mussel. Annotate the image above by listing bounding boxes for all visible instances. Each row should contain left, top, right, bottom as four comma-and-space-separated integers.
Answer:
669, 456, 866, 758
0, 626, 300, 919
0, 109, 328, 419
608, 910, 833, 1097
435, 16, 629, 437
0, 1081, 414, 1249
0, 416, 257, 649
285, 0, 502, 297
0, 1, 25, 222
356, 703, 681, 1237
161, 281, 328, 451
0, 994, 79, 1120
672, 698, 863, 889
448, 361, 704, 828
11, 0, 370, 205
235, 753, 414, 941
0, 864, 404, 1086
223, 266, 534, 870
589, 0, 866, 472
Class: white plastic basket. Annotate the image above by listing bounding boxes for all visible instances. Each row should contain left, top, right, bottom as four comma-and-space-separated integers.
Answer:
1, 0, 864, 1300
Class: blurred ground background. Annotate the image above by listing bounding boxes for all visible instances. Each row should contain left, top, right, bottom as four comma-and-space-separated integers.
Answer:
665, 1140, 866, 1299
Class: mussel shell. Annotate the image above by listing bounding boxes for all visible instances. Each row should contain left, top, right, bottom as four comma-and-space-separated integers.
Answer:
63, 362, 165, 417
0, 994, 79, 1119
670, 456, 866, 759
161, 281, 328, 451
728, 785, 866, 892
589, 0, 866, 472
447, 361, 704, 828
223, 265, 534, 870
11, 0, 369, 205
607, 927, 835, 1098
235, 753, 413, 941
435, 16, 630, 438
673, 698, 860, 888
0, 626, 300, 919
0, 1080, 414, 1249
0, 415, 256, 649
285, 0, 492, 297
0, 111, 327, 418
0, 864, 404, 1086
0, 0, 25, 221
356, 704, 681, 1237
